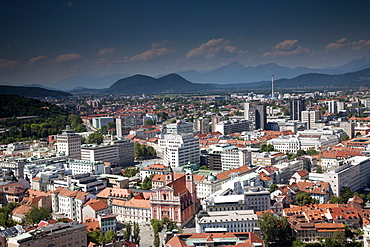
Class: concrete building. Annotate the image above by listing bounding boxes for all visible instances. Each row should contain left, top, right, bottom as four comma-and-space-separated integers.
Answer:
194, 117, 210, 135
56, 127, 81, 160
196, 210, 258, 233
323, 156, 370, 196
67, 159, 104, 175
214, 119, 253, 135
92, 117, 115, 129
290, 99, 306, 121
244, 188, 271, 212
301, 110, 320, 130
81, 139, 134, 167
116, 117, 122, 138
252, 152, 288, 167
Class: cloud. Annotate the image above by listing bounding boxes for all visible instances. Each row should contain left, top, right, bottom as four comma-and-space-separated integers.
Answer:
0, 59, 18, 68
55, 53, 81, 62
326, 38, 370, 52
4, 40, 17, 49
67, 1, 74, 7
263, 39, 310, 57
151, 41, 177, 49
124, 48, 171, 62
98, 47, 117, 56
186, 38, 241, 59
28, 55, 48, 64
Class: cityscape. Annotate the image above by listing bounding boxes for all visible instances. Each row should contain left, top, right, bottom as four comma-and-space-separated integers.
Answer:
1, 1, 370, 247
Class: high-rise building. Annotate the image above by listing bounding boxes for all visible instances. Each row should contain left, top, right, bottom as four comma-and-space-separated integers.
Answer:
116, 117, 122, 138
290, 99, 306, 121
328, 100, 338, 114
57, 126, 81, 159
256, 105, 267, 130
301, 110, 320, 130
159, 120, 200, 167
194, 117, 210, 135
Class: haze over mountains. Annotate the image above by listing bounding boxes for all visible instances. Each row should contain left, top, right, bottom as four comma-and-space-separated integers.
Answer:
36, 57, 370, 91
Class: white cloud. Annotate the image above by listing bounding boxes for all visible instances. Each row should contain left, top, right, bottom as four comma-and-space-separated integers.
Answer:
98, 47, 117, 56
0, 59, 18, 68
263, 39, 310, 57
124, 48, 171, 62
55, 53, 81, 62
326, 38, 370, 52
186, 38, 241, 59
28, 55, 48, 64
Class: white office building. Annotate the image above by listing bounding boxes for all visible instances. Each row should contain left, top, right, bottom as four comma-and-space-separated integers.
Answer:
57, 127, 81, 160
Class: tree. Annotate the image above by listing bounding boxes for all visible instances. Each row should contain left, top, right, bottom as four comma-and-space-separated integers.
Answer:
292, 238, 306, 247
296, 192, 319, 206
87, 132, 103, 145
306, 149, 319, 156
153, 232, 160, 247
105, 230, 116, 243
123, 222, 132, 241
341, 135, 349, 141
144, 119, 155, 126
261, 144, 274, 152
140, 174, 154, 190
24, 207, 51, 225
268, 183, 278, 193
258, 212, 293, 247
133, 222, 140, 245
330, 195, 344, 204
123, 167, 138, 177
316, 165, 323, 173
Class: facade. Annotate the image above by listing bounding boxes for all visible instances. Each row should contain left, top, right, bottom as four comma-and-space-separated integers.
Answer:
323, 156, 370, 196
67, 159, 104, 175
81, 139, 134, 167
214, 119, 253, 135
160, 133, 200, 167
92, 117, 115, 129
301, 110, 320, 130
221, 147, 251, 171
7, 222, 87, 247
56, 127, 81, 160
290, 99, 306, 121
252, 152, 287, 167
150, 172, 198, 226
196, 210, 258, 233
194, 117, 210, 135
244, 189, 271, 212
112, 196, 152, 223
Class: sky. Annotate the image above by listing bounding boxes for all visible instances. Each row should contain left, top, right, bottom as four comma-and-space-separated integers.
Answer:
1, 0, 370, 87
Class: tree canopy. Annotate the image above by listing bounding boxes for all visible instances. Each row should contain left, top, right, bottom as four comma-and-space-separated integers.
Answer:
258, 212, 293, 247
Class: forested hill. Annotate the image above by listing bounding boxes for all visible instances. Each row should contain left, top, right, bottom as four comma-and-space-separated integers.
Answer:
0, 95, 85, 144
0, 85, 71, 97
0, 95, 67, 118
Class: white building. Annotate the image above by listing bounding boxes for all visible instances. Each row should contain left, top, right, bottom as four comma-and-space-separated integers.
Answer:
323, 156, 370, 196
301, 110, 320, 130
244, 189, 271, 212
221, 147, 251, 171
92, 117, 115, 129
214, 119, 253, 135
196, 210, 258, 233
67, 159, 104, 175
57, 127, 81, 160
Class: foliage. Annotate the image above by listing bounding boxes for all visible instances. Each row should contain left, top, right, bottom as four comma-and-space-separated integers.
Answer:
341, 135, 350, 141
140, 174, 154, 190
153, 232, 160, 247
258, 212, 293, 247
199, 165, 209, 170
134, 143, 156, 159
316, 165, 323, 173
322, 230, 346, 247
87, 132, 104, 145
306, 149, 319, 155
268, 183, 278, 193
144, 119, 156, 126
296, 192, 319, 206
105, 230, 116, 243
123, 166, 139, 177
24, 207, 51, 225
330, 195, 344, 204
123, 222, 132, 241
150, 219, 163, 234
292, 238, 306, 247
56, 218, 69, 223
133, 222, 140, 245
260, 144, 275, 152
0, 202, 19, 228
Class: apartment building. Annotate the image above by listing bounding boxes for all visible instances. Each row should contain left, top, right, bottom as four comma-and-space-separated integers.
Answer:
57, 127, 81, 160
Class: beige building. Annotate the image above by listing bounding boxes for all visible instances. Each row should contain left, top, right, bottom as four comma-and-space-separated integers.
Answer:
7, 222, 87, 247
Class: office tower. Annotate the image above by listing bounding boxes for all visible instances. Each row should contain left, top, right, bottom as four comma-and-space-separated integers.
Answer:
290, 99, 306, 121
301, 110, 320, 130
116, 117, 122, 138
256, 105, 267, 130
57, 126, 81, 159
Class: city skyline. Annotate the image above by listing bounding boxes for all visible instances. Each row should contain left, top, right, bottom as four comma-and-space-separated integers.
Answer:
1, 0, 370, 87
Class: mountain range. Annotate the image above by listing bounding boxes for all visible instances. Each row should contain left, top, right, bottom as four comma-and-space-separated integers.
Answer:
0, 85, 71, 98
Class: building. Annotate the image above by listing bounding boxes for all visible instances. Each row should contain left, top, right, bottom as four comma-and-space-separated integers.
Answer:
66, 159, 104, 175
116, 117, 122, 138
196, 210, 258, 233
92, 117, 115, 129
244, 188, 271, 212
214, 119, 253, 135
81, 139, 134, 167
7, 222, 87, 247
56, 127, 81, 160
328, 100, 338, 114
51, 187, 95, 222
301, 110, 320, 130
252, 152, 288, 167
323, 156, 370, 196
221, 146, 251, 171
165, 232, 264, 247
290, 99, 306, 121
194, 117, 210, 135
82, 198, 112, 219
112, 194, 152, 223
150, 171, 198, 226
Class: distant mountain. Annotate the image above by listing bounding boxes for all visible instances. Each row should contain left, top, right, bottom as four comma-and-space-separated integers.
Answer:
51, 73, 132, 90
176, 62, 343, 84
336, 57, 370, 72
22, 84, 59, 91
0, 85, 71, 97
107, 73, 214, 94
217, 66, 370, 90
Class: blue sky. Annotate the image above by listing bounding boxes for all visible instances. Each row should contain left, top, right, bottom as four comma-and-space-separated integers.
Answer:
1, 0, 370, 86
